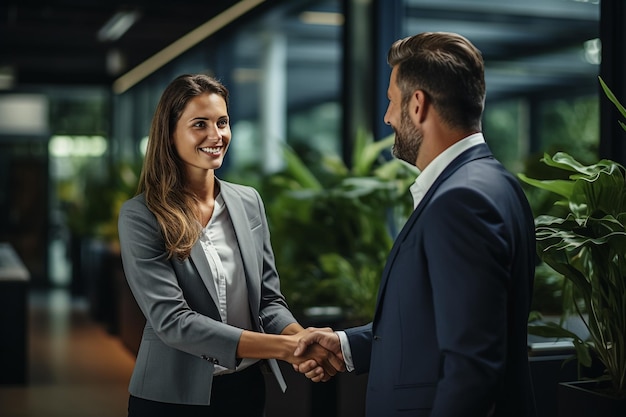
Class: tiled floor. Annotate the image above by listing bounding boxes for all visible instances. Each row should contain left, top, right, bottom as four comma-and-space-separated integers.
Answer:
0, 289, 135, 417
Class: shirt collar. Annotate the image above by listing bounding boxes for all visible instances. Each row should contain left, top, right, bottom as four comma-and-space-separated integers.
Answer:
409, 133, 486, 209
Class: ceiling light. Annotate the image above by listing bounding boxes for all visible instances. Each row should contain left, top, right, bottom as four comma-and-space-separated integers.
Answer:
97, 10, 141, 42
233, 68, 261, 83
106, 49, 126, 75
299, 11, 344, 26
0, 66, 15, 90
583, 38, 601, 65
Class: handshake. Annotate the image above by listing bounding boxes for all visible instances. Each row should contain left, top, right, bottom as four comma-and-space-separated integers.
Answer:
284, 327, 346, 383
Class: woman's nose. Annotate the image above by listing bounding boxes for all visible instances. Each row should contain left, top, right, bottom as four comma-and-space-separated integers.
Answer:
208, 124, 222, 139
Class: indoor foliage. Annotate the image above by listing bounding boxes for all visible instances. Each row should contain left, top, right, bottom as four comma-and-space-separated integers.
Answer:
261, 131, 417, 323
518, 77, 626, 398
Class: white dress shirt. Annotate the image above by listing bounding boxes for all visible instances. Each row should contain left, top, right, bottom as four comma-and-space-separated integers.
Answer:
198, 193, 256, 374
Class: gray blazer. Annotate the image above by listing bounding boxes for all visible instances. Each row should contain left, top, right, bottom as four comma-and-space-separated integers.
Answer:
118, 179, 296, 405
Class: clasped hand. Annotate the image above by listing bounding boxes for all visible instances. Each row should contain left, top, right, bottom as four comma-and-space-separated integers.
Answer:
288, 327, 345, 382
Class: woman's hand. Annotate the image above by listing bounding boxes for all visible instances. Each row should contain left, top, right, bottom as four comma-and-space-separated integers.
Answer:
289, 327, 345, 382
236, 327, 345, 382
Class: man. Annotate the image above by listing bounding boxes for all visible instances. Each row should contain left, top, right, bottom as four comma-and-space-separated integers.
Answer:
295, 32, 537, 417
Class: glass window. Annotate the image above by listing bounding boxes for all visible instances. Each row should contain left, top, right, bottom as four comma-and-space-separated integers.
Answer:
226, 0, 343, 175
401, 0, 600, 170
482, 99, 526, 173
538, 95, 599, 163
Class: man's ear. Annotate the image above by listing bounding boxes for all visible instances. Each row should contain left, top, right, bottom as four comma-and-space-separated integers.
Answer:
413, 90, 430, 123
410, 89, 429, 124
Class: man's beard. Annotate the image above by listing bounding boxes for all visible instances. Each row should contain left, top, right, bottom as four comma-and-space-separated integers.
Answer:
391, 104, 422, 166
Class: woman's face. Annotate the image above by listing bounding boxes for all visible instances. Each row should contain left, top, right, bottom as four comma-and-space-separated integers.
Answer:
172, 92, 231, 175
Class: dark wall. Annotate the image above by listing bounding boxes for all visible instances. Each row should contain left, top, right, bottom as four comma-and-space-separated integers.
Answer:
0, 141, 49, 287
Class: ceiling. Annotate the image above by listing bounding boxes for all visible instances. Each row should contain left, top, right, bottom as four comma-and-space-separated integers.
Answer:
0, 0, 601, 102
0, 0, 254, 89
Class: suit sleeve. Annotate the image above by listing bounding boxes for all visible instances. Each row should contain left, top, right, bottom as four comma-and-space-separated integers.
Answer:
344, 323, 373, 374
424, 187, 511, 417
118, 197, 243, 369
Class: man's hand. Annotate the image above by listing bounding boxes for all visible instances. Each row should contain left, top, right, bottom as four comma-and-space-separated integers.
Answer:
282, 327, 344, 382
293, 327, 345, 382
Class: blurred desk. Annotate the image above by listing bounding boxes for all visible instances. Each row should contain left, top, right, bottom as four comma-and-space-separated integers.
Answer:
0, 242, 30, 385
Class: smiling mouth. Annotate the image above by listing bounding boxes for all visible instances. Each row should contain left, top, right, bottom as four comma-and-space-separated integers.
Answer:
200, 146, 221, 155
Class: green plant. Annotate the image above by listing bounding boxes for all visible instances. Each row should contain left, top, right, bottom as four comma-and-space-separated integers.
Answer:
59, 159, 141, 247
518, 78, 626, 398
260, 131, 417, 322
529, 262, 565, 315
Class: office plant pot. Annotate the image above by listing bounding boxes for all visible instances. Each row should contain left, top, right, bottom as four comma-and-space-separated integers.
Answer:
557, 380, 626, 417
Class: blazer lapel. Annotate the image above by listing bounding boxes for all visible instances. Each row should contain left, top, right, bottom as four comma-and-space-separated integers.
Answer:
219, 181, 261, 327
190, 242, 220, 309
373, 144, 493, 322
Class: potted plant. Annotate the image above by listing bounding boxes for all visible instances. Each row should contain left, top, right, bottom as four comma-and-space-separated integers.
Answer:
258, 130, 417, 325
230, 131, 416, 417
518, 77, 626, 416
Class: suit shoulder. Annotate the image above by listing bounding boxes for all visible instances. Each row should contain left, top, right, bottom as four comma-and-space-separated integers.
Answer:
121, 193, 146, 209
450, 158, 518, 190
119, 193, 152, 218
219, 180, 261, 201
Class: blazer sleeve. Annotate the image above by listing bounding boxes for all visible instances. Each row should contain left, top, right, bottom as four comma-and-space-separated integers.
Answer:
423, 185, 512, 417
118, 195, 243, 369
345, 323, 373, 374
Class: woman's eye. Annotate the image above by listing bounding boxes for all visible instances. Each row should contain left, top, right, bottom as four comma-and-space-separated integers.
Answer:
218, 119, 229, 127
193, 121, 206, 128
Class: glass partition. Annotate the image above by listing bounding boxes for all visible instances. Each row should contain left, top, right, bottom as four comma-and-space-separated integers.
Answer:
227, 0, 343, 175
400, 0, 600, 171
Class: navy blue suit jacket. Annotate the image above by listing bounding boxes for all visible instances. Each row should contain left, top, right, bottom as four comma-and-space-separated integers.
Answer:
346, 144, 536, 417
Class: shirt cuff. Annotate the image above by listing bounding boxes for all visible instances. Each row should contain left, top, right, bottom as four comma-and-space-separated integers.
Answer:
336, 331, 354, 372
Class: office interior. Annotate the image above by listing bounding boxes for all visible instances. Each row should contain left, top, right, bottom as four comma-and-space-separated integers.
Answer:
1, 0, 625, 416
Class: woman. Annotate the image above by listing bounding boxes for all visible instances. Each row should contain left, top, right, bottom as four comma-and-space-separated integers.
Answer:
118, 74, 341, 417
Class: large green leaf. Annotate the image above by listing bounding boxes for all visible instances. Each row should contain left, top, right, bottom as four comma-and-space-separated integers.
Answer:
544, 152, 617, 177
282, 145, 323, 190
524, 149, 626, 396
352, 132, 395, 177
518, 173, 575, 199
578, 166, 626, 215
600, 76, 626, 131
520, 154, 626, 216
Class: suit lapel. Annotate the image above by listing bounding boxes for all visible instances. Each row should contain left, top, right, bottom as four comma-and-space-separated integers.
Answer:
373, 144, 493, 322
188, 181, 260, 326
219, 181, 261, 326
190, 241, 220, 309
